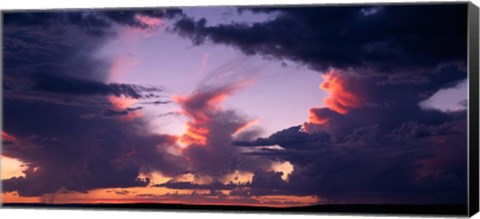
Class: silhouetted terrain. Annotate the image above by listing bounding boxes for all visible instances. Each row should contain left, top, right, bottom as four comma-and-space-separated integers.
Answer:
1, 203, 467, 216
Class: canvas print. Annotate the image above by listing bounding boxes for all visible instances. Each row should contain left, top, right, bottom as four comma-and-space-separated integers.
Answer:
0, 3, 474, 215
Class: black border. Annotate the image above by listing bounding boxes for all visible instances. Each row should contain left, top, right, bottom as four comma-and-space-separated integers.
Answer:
468, 1, 480, 217
0, 1, 478, 217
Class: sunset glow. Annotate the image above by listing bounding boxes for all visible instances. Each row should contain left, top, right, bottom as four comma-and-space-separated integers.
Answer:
109, 95, 139, 109
271, 161, 294, 181
1, 156, 27, 180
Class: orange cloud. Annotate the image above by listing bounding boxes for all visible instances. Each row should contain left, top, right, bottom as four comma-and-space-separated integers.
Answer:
171, 80, 261, 179
304, 69, 361, 130
177, 124, 209, 146
319, 69, 361, 115
109, 95, 139, 109
172, 81, 250, 148
107, 95, 143, 121
307, 109, 330, 125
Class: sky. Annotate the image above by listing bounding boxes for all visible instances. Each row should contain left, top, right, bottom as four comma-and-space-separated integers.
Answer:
1, 3, 470, 206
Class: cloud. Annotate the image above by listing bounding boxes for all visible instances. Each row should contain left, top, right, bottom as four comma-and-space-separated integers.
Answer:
141, 100, 172, 105
156, 169, 297, 197
102, 106, 143, 118
32, 72, 159, 99
102, 9, 182, 29
389, 121, 462, 140
318, 69, 362, 115
2, 8, 188, 197
344, 124, 380, 144
2, 9, 267, 198
2, 103, 188, 197
299, 68, 363, 134
2, 97, 188, 195
113, 189, 131, 195
233, 65, 467, 203
233, 125, 330, 150
305, 108, 341, 128
102, 109, 129, 117
237, 105, 466, 203
173, 81, 260, 178
2, 5, 469, 205
174, 4, 467, 74
172, 10, 469, 200
156, 181, 239, 190
4, 9, 183, 37
3, 11, 167, 108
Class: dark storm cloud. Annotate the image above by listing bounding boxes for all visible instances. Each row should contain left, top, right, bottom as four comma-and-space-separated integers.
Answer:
389, 121, 462, 139
31, 72, 160, 99
3, 8, 184, 80
2, 18, 168, 106
344, 124, 380, 144
235, 96, 468, 204
2, 100, 188, 197
2, 11, 163, 105
174, 4, 467, 74
173, 15, 469, 202
102, 109, 129, 117
233, 125, 330, 150
247, 170, 289, 195
156, 169, 296, 197
4, 9, 183, 36
141, 100, 172, 105
230, 63, 467, 204
237, 119, 467, 204
3, 166, 150, 197
2, 4, 469, 205
2, 9, 187, 197
160, 4, 468, 204
127, 107, 143, 111
102, 9, 182, 28
156, 181, 239, 190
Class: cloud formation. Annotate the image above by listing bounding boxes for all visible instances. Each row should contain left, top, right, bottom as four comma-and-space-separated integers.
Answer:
174, 5, 466, 74
2, 9, 188, 197
233, 68, 468, 203
216, 6, 469, 200
2, 4, 469, 206
173, 81, 261, 178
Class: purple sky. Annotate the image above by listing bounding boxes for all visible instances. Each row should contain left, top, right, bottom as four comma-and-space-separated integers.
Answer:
95, 9, 328, 136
